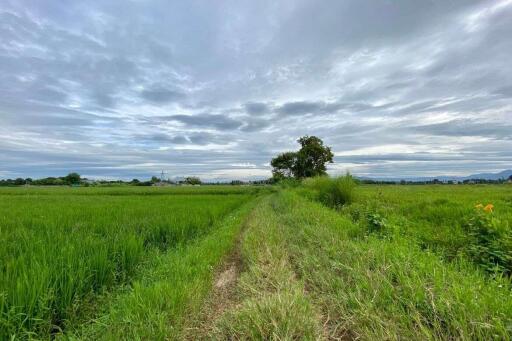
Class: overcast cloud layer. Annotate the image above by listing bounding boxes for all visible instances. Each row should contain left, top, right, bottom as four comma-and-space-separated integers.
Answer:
1, 0, 511, 180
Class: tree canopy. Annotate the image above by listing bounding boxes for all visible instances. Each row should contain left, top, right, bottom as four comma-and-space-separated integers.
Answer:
185, 176, 201, 185
270, 136, 333, 180
64, 172, 81, 185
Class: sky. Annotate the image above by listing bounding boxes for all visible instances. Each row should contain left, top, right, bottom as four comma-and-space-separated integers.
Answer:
1, 0, 511, 181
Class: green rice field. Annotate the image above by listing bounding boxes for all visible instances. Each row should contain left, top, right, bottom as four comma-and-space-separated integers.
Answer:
0, 186, 259, 339
1, 183, 511, 339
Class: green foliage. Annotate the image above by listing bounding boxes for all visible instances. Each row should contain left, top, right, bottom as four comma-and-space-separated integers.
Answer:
71, 201, 254, 340
64, 172, 81, 185
347, 184, 512, 275
293, 136, 334, 178
269, 191, 512, 339
277, 177, 302, 188
0, 186, 254, 339
464, 210, 512, 275
366, 212, 388, 234
303, 173, 356, 208
2, 182, 512, 339
270, 151, 297, 180
213, 196, 321, 340
185, 176, 201, 185
14, 178, 26, 185
270, 135, 333, 180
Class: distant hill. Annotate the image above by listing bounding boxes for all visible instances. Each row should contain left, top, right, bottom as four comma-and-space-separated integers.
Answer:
358, 169, 512, 182
465, 169, 512, 180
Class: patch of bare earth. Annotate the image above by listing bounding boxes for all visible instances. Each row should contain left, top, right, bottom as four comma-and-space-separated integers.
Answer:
183, 234, 244, 340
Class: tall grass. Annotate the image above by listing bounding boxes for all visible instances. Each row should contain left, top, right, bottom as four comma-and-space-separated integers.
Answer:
212, 195, 321, 339
0, 187, 253, 339
68, 200, 256, 340
303, 173, 356, 208
343, 184, 512, 275
273, 191, 512, 339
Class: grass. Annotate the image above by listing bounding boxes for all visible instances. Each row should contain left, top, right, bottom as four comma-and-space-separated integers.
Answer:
342, 185, 512, 275
212, 195, 321, 339
206, 188, 511, 340
302, 174, 357, 208
277, 190, 511, 339
0, 186, 258, 339
65, 199, 256, 340
1, 183, 511, 339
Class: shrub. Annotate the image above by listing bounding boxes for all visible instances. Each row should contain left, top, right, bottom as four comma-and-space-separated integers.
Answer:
303, 173, 356, 208
366, 212, 387, 234
463, 207, 512, 275
278, 177, 302, 188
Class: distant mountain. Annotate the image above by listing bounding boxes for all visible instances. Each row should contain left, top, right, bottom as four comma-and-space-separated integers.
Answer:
358, 169, 512, 182
465, 169, 512, 180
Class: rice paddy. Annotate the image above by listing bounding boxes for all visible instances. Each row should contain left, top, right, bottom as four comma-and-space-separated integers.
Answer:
1, 183, 511, 339
0, 186, 258, 339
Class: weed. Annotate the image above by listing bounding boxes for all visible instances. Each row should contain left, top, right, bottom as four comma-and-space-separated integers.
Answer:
464, 207, 512, 275
366, 212, 388, 234
303, 173, 356, 208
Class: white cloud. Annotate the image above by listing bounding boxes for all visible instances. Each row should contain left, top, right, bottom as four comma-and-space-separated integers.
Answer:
0, 0, 511, 180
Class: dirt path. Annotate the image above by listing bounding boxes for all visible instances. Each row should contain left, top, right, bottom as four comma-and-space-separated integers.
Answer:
182, 221, 246, 340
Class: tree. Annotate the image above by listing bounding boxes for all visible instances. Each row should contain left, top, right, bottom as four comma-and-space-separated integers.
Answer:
270, 151, 297, 180
185, 176, 201, 185
270, 136, 334, 180
64, 172, 81, 185
14, 178, 26, 186
293, 136, 334, 178
151, 176, 159, 183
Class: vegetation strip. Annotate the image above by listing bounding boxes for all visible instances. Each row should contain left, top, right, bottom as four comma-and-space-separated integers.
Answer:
181, 209, 249, 340
183, 185, 512, 340
202, 195, 323, 340
275, 190, 512, 339
342, 184, 512, 276
0, 187, 257, 339
64, 199, 257, 340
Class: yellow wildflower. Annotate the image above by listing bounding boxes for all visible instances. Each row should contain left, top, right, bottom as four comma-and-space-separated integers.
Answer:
475, 203, 484, 209
483, 204, 494, 213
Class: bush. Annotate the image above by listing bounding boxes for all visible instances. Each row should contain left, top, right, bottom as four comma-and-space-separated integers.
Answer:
366, 212, 387, 234
278, 177, 302, 188
463, 209, 512, 275
303, 174, 356, 208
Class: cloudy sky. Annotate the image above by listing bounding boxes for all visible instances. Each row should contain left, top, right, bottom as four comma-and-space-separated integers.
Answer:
1, 0, 511, 180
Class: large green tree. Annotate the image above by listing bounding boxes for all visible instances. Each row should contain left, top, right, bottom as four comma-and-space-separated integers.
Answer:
64, 172, 81, 185
270, 136, 333, 180
270, 151, 297, 180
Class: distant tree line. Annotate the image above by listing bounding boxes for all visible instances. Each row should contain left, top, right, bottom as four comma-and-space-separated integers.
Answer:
0, 173, 82, 186
0, 172, 275, 187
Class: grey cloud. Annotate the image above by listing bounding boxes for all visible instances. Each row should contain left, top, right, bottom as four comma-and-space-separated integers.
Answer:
275, 100, 381, 117
1, 0, 511, 180
277, 101, 341, 116
140, 88, 186, 104
241, 118, 272, 132
412, 120, 512, 140
144, 133, 189, 144
244, 102, 269, 115
161, 114, 243, 131
139, 132, 228, 146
